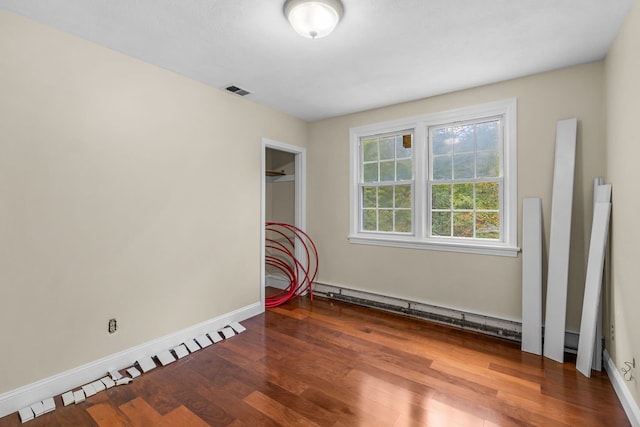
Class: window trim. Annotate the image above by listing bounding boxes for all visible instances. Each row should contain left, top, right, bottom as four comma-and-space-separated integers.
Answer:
349, 99, 519, 257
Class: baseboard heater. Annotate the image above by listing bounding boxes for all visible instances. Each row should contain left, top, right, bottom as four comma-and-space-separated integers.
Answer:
313, 282, 522, 342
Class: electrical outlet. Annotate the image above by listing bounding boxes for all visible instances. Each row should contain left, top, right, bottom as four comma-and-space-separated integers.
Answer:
108, 318, 117, 334
611, 323, 615, 341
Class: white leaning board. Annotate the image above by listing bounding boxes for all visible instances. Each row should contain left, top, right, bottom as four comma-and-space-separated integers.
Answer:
544, 118, 577, 363
592, 177, 605, 372
522, 198, 543, 355
577, 191, 612, 376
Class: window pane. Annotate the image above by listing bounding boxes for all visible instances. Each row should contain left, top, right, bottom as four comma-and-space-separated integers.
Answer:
379, 137, 395, 160
397, 159, 412, 181
378, 186, 393, 208
453, 183, 474, 209
455, 125, 474, 153
396, 136, 412, 159
477, 121, 499, 151
433, 155, 452, 180
432, 212, 451, 236
476, 212, 500, 239
364, 163, 378, 182
362, 186, 377, 208
453, 153, 474, 179
432, 129, 453, 155
476, 182, 499, 210
360, 131, 417, 236
380, 161, 395, 181
363, 209, 377, 231
395, 185, 412, 209
363, 138, 378, 162
379, 210, 393, 231
432, 184, 451, 209
453, 212, 474, 237
395, 210, 412, 232
477, 151, 500, 178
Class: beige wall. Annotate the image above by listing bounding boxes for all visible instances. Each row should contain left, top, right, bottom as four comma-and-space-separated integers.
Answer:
308, 63, 605, 325
265, 150, 296, 225
0, 10, 306, 394
267, 180, 295, 225
605, 0, 640, 407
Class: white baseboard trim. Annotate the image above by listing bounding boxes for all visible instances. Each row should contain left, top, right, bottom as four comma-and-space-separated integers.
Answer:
265, 274, 290, 290
0, 302, 263, 419
604, 350, 640, 427
564, 330, 580, 354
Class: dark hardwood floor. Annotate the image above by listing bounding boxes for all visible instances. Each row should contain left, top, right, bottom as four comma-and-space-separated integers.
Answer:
0, 296, 629, 426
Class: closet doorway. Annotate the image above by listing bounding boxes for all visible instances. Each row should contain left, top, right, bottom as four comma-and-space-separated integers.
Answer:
261, 138, 306, 307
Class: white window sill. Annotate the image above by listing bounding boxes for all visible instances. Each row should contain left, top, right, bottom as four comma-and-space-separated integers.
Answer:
348, 234, 520, 257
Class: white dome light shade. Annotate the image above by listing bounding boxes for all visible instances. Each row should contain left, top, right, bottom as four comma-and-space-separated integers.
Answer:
284, 0, 344, 39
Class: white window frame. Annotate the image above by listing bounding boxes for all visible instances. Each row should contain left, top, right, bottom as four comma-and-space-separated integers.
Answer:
349, 99, 518, 257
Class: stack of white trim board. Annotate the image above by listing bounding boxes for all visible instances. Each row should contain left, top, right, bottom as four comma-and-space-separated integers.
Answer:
521, 118, 611, 378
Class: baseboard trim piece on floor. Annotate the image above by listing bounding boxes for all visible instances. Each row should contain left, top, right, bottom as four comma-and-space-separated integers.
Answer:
0, 302, 263, 419
604, 350, 640, 427
313, 282, 581, 352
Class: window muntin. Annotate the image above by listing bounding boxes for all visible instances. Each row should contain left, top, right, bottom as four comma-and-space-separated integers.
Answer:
360, 132, 413, 233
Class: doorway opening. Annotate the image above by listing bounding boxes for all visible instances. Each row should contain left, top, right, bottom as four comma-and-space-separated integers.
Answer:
261, 138, 306, 308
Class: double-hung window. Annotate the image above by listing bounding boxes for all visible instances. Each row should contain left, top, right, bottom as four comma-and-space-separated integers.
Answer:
349, 99, 518, 257
361, 131, 414, 234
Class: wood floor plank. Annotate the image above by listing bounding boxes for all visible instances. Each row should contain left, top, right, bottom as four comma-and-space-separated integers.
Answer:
342, 367, 489, 426
269, 306, 311, 320
221, 330, 273, 362
498, 388, 617, 427
430, 358, 542, 398
351, 361, 526, 426
126, 366, 183, 415
488, 361, 547, 383
158, 405, 210, 427
192, 350, 338, 426
228, 349, 401, 425
209, 345, 311, 395
119, 397, 163, 426
169, 358, 282, 427
0, 295, 630, 427
87, 402, 131, 427
392, 400, 486, 427
356, 349, 498, 401
300, 386, 396, 427
253, 380, 339, 425
243, 391, 322, 427
159, 364, 236, 426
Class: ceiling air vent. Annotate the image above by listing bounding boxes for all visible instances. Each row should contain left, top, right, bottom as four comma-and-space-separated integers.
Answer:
225, 85, 251, 96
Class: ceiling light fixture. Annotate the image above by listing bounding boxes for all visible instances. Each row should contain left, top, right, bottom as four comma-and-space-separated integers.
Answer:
284, 0, 344, 39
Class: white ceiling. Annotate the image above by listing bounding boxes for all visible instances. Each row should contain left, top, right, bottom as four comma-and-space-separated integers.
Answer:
0, 0, 633, 121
